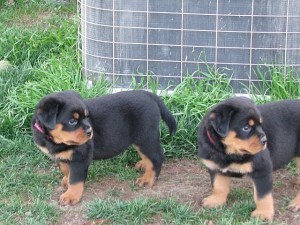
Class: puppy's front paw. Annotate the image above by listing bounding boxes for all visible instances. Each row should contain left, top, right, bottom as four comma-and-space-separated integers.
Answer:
202, 194, 226, 208
58, 182, 84, 206
135, 176, 155, 188
61, 176, 68, 189
289, 195, 300, 211
59, 191, 81, 206
135, 160, 146, 170
251, 209, 274, 221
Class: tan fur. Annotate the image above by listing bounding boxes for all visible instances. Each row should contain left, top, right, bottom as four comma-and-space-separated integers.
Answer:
55, 150, 73, 161
222, 131, 264, 155
84, 109, 89, 117
209, 112, 216, 119
59, 182, 84, 206
203, 174, 231, 208
252, 185, 274, 221
135, 160, 147, 170
49, 124, 91, 145
59, 162, 70, 188
202, 159, 219, 171
295, 157, 300, 174
296, 157, 300, 185
73, 112, 79, 120
248, 119, 255, 126
289, 191, 300, 211
134, 145, 156, 187
36, 145, 53, 159
222, 162, 253, 174
288, 157, 300, 211
202, 159, 252, 174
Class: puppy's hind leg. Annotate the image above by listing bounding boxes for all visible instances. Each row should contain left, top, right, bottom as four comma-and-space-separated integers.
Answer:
289, 157, 300, 211
133, 142, 164, 188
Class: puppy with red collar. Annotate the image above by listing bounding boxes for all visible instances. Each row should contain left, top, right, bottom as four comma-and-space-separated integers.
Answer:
198, 97, 300, 221
32, 90, 177, 205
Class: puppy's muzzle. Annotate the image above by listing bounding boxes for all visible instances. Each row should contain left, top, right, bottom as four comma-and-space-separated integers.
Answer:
260, 135, 267, 145
85, 127, 93, 138
259, 134, 267, 150
256, 126, 267, 148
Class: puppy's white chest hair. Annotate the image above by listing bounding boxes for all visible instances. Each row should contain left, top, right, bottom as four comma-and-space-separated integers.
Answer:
36, 145, 73, 161
202, 159, 253, 174
37, 145, 54, 159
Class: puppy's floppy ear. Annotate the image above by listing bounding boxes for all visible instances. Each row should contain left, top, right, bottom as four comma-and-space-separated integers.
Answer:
36, 97, 62, 130
209, 104, 235, 137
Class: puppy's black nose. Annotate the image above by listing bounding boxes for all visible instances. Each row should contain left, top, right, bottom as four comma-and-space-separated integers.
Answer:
260, 135, 267, 145
86, 128, 93, 137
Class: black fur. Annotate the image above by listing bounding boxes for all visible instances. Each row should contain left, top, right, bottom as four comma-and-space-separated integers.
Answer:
32, 90, 177, 204
198, 96, 300, 220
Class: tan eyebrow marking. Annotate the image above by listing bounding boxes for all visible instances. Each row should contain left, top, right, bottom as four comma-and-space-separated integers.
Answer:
73, 112, 80, 120
249, 119, 255, 126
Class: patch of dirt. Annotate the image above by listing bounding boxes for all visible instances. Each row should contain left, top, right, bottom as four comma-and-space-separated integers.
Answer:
7, 7, 75, 28
53, 159, 299, 225
8, 11, 53, 28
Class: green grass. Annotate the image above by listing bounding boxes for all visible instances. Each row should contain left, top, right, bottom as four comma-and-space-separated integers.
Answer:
87, 197, 205, 225
0, 1, 299, 225
0, 135, 60, 225
250, 65, 300, 102
87, 195, 267, 225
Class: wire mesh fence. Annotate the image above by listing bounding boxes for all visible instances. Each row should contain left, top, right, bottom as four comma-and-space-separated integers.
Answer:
78, 0, 300, 92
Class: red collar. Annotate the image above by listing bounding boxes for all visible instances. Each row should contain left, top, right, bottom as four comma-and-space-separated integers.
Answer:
206, 128, 215, 145
34, 121, 45, 134
34, 120, 53, 140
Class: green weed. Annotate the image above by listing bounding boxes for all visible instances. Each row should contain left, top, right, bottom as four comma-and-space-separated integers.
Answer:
0, 135, 60, 225
251, 65, 300, 101
87, 197, 205, 225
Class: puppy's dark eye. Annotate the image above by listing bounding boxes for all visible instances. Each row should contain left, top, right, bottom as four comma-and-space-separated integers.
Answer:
242, 125, 251, 132
69, 118, 78, 126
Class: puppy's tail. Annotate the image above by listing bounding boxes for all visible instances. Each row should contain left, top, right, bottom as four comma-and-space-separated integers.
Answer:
148, 92, 177, 136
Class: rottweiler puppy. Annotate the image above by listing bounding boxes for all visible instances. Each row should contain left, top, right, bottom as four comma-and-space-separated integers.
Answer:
32, 90, 177, 205
198, 97, 300, 221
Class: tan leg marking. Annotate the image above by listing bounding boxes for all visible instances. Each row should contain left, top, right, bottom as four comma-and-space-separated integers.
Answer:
135, 157, 147, 171
289, 191, 300, 211
289, 157, 300, 211
134, 145, 156, 187
251, 185, 274, 221
202, 173, 230, 208
58, 162, 69, 188
295, 157, 300, 185
135, 160, 147, 170
59, 182, 84, 206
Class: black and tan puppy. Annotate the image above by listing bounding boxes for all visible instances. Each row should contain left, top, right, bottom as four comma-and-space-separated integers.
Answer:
198, 97, 300, 221
32, 90, 177, 205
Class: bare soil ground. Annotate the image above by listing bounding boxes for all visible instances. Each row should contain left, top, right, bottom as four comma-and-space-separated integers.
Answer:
52, 159, 299, 225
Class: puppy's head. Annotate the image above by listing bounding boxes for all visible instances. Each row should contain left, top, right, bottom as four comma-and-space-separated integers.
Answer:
208, 97, 266, 155
35, 91, 93, 145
